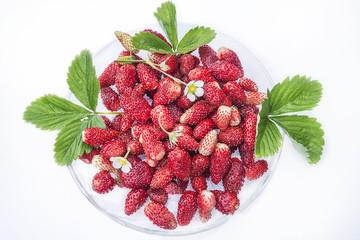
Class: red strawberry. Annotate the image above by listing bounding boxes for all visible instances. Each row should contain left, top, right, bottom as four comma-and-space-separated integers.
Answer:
124, 188, 148, 215
223, 81, 247, 106
193, 118, 215, 140
180, 100, 214, 125
143, 29, 172, 48
173, 178, 189, 193
191, 175, 207, 193
119, 112, 134, 132
177, 134, 199, 151
147, 188, 168, 205
222, 96, 232, 107
246, 160, 268, 180
100, 87, 120, 112
144, 202, 177, 230
177, 191, 198, 226
243, 113, 257, 150
168, 148, 192, 181
82, 128, 119, 147
212, 190, 240, 215
239, 105, 259, 118
209, 60, 243, 81
98, 61, 121, 88
199, 45, 218, 68
134, 123, 167, 141
100, 139, 126, 159
188, 66, 217, 84
119, 88, 151, 123
100, 115, 113, 129
79, 147, 100, 164
245, 91, 267, 105
198, 129, 218, 156
216, 47, 243, 69
133, 83, 146, 96
179, 54, 196, 76
115, 64, 138, 94
127, 139, 143, 155
216, 105, 232, 131
239, 77, 258, 92
239, 144, 255, 167
230, 106, 241, 126
118, 50, 143, 61
150, 166, 173, 189
127, 156, 142, 167
175, 85, 194, 109
162, 181, 183, 195
151, 105, 175, 131
137, 63, 159, 90
114, 171, 124, 187
143, 143, 166, 167
158, 54, 178, 73
164, 140, 176, 152
122, 161, 154, 189
223, 158, 245, 194
203, 81, 227, 108
210, 143, 232, 184
110, 114, 122, 131
92, 171, 115, 194
148, 52, 165, 64
166, 104, 183, 123
218, 126, 243, 147
153, 77, 181, 106
92, 155, 117, 173
191, 154, 210, 177
198, 190, 216, 223
117, 129, 133, 145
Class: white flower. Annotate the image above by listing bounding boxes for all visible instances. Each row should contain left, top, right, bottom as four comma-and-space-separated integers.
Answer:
184, 80, 204, 102
109, 156, 131, 173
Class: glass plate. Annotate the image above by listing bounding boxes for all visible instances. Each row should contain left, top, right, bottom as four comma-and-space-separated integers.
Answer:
68, 23, 282, 236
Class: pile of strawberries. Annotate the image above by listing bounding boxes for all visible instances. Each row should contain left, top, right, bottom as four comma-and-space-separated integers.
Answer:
79, 29, 268, 230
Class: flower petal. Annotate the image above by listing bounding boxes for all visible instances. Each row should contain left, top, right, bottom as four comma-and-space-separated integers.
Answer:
187, 92, 196, 102
188, 80, 196, 86
195, 87, 204, 97
122, 164, 131, 173
184, 86, 189, 96
194, 81, 204, 88
112, 159, 122, 169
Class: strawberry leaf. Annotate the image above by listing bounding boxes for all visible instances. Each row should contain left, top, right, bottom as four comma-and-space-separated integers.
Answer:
23, 94, 91, 131
154, 1, 178, 50
67, 50, 100, 111
176, 26, 216, 54
132, 31, 174, 54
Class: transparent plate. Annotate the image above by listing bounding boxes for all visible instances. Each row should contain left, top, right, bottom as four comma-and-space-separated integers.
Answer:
68, 23, 282, 236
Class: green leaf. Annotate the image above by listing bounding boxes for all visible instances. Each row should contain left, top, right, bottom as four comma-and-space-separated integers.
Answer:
54, 114, 105, 166
23, 94, 91, 131
132, 31, 174, 54
269, 75, 322, 115
270, 115, 324, 164
255, 99, 283, 158
153, 1, 178, 49
67, 50, 100, 111
177, 26, 216, 54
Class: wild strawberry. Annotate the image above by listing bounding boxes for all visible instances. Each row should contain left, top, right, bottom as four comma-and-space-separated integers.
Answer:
191, 154, 210, 177
166, 104, 183, 123
162, 181, 182, 195
114, 171, 124, 187
209, 60, 243, 81
137, 63, 159, 90
180, 100, 214, 125
164, 140, 176, 152
173, 178, 189, 193
230, 106, 241, 126
219, 126, 243, 147
119, 88, 151, 123
117, 129, 133, 145
144, 202, 177, 230
138, 123, 168, 142
115, 64, 138, 94
222, 96, 232, 107
126, 139, 143, 155
216, 105, 232, 131
147, 188, 168, 205
179, 54, 196, 75
243, 113, 257, 150
168, 148, 192, 181
177, 191, 198, 226
144, 143, 166, 167
148, 52, 165, 64
210, 143, 232, 184
203, 81, 227, 108
198, 129, 218, 156
118, 50, 143, 61
177, 134, 199, 151
124, 188, 148, 216
199, 45, 218, 68
133, 83, 146, 96
100, 87, 120, 112
92, 171, 115, 194
198, 190, 216, 223
216, 47, 243, 69
122, 161, 153, 189
153, 78, 181, 106
158, 54, 178, 73
212, 190, 240, 215
239, 77, 258, 92
223, 158, 245, 194
223, 81, 247, 106
150, 166, 173, 189
239, 105, 259, 118
119, 112, 134, 132
143, 29, 172, 48
245, 91, 267, 105
127, 155, 142, 167
151, 105, 175, 131
82, 128, 119, 147
114, 31, 139, 54
92, 155, 116, 173
175, 85, 194, 109
100, 139, 126, 159
246, 160, 268, 180
79, 147, 100, 164
239, 144, 255, 167
109, 114, 121, 131
193, 118, 215, 140
188, 66, 217, 84
191, 175, 207, 193
100, 115, 113, 129
98, 61, 121, 88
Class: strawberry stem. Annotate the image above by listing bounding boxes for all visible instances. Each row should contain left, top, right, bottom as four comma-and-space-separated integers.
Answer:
94, 111, 124, 115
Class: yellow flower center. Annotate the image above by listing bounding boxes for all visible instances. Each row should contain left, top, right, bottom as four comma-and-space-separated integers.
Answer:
188, 85, 196, 94
119, 158, 127, 165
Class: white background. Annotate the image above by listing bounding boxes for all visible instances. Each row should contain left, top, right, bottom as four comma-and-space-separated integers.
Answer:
1, 0, 360, 239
